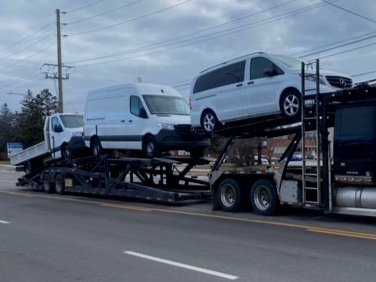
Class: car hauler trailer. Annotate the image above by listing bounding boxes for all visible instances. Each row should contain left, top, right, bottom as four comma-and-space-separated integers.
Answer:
17, 155, 211, 203
211, 61, 376, 217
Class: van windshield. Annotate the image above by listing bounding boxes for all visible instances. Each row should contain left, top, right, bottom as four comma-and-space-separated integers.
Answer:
273, 54, 302, 68
60, 115, 84, 128
143, 95, 190, 115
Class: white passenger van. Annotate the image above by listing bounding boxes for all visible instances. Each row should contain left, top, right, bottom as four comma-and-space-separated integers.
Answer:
84, 82, 209, 158
190, 52, 352, 133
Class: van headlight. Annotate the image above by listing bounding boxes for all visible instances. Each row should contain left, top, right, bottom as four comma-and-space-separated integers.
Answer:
157, 122, 175, 130
301, 73, 326, 85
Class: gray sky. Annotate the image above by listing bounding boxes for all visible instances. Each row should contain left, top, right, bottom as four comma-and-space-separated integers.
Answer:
1, 0, 376, 113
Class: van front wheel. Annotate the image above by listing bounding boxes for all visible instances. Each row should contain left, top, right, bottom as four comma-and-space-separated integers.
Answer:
143, 136, 160, 158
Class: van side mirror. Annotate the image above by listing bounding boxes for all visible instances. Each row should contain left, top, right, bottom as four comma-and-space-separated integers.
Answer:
139, 108, 148, 119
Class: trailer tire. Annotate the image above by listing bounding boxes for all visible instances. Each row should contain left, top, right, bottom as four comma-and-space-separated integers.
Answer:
54, 174, 65, 195
43, 180, 54, 193
250, 179, 278, 216
217, 178, 243, 212
24, 161, 32, 175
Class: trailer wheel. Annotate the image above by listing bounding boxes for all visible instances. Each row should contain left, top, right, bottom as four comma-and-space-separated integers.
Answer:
250, 179, 278, 216
24, 161, 32, 175
217, 178, 243, 212
54, 174, 65, 195
43, 180, 53, 193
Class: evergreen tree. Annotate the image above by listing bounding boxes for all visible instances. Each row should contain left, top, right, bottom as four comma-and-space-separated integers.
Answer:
15, 89, 58, 148
0, 103, 16, 159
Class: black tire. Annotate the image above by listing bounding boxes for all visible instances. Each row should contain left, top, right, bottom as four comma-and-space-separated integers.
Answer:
143, 136, 160, 158
250, 179, 278, 216
54, 174, 65, 195
91, 137, 102, 157
189, 148, 205, 158
201, 110, 219, 133
24, 161, 32, 175
279, 89, 301, 119
217, 178, 243, 212
61, 144, 71, 160
43, 180, 54, 193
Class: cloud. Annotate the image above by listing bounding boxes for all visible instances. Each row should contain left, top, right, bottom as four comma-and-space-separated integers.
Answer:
0, 0, 376, 112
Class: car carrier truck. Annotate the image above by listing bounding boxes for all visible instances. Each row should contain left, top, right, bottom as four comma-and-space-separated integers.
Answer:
10, 113, 85, 173
13, 61, 376, 217
211, 61, 376, 217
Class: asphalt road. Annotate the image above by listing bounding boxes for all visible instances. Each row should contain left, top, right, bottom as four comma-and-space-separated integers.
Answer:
1, 170, 376, 282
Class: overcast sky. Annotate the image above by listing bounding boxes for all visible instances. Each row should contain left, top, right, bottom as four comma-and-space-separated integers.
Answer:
1, 0, 376, 113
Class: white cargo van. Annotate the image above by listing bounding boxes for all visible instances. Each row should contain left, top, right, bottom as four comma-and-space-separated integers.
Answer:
84, 82, 210, 158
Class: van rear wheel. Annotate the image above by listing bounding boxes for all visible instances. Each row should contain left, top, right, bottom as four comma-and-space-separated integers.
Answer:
61, 144, 71, 160
91, 138, 102, 157
280, 90, 301, 119
201, 110, 219, 133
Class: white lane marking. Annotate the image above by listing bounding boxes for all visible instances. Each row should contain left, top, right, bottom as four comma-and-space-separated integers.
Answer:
0, 220, 10, 224
124, 251, 239, 280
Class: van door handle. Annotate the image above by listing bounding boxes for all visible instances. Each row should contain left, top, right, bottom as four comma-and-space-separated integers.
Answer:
129, 120, 133, 123
248, 81, 254, 85
236, 83, 243, 87
121, 120, 125, 123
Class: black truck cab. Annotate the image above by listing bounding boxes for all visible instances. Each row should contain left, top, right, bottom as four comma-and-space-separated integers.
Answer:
334, 101, 376, 185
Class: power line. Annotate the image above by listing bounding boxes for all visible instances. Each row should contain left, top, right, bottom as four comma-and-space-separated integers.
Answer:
0, 69, 41, 92
352, 70, 376, 77
298, 33, 376, 58
67, 0, 144, 25
70, 1, 327, 66
1, 44, 53, 71
68, 0, 193, 36
321, 0, 376, 24
0, 32, 54, 62
66, 0, 107, 14
294, 30, 376, 57
0, 21, 54, 55
67, 0, 299, 64
313, 41, 376, 60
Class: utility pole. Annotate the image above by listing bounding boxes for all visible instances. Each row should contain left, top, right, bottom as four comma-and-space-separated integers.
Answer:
56, 8, 63, 113
43, 9, 73, 113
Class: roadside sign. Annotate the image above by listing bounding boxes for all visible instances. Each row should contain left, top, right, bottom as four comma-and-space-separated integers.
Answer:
7, 143, 23, 159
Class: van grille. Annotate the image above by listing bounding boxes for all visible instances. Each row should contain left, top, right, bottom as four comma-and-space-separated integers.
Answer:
174, 124, 207, 138
325, 76, 352, 89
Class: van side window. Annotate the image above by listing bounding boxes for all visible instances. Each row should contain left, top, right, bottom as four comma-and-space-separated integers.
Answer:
130, 95, 147, 118
51, 117, 63, 132
250, 57, 283, 80
193, 60, 246, 93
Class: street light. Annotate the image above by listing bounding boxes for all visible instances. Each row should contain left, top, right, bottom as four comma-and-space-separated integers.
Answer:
7, 92, 27, 96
